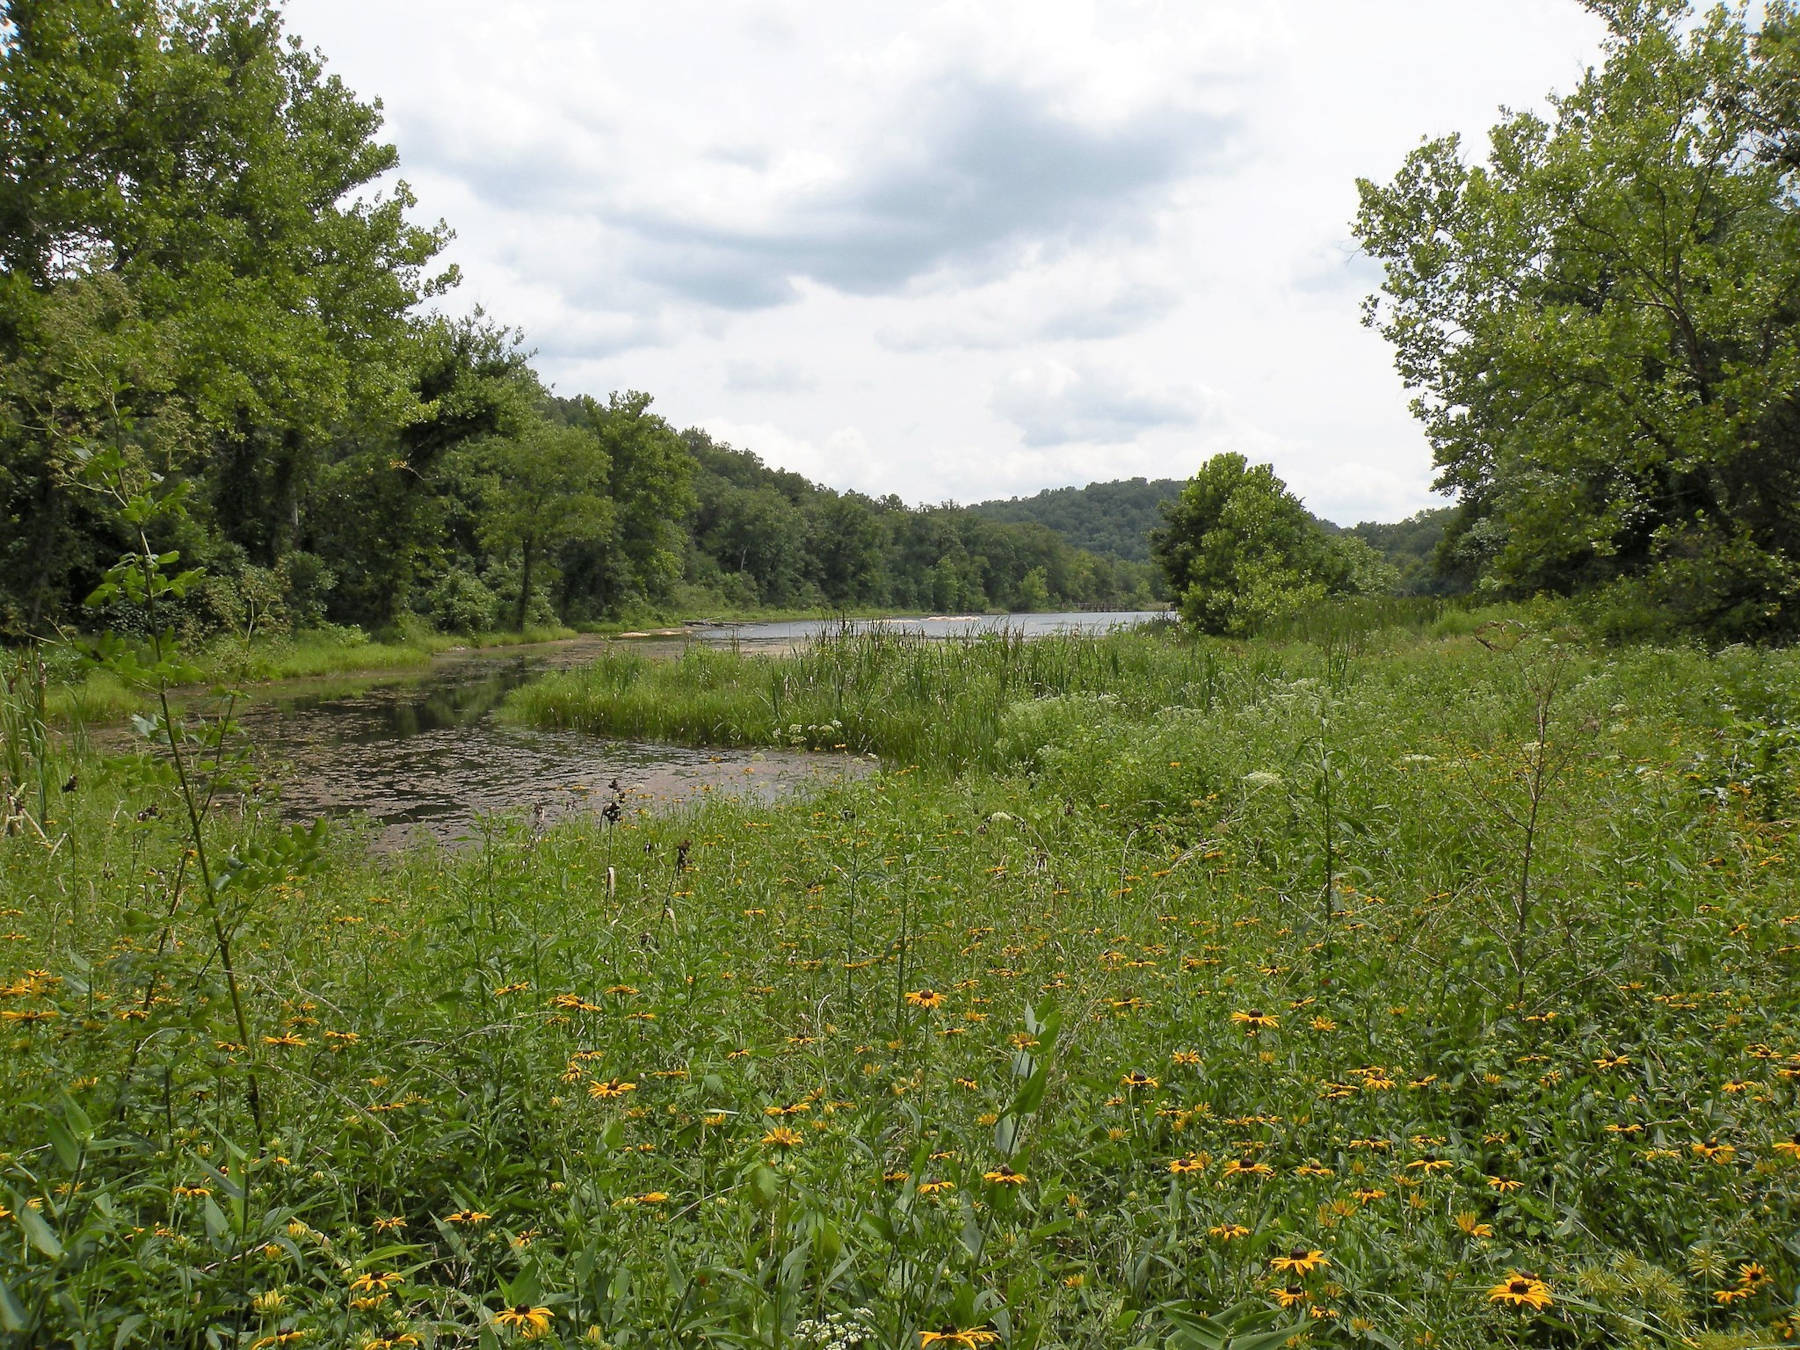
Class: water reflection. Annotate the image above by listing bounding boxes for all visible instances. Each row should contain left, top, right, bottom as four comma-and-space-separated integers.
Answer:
148, 610, 1160, 850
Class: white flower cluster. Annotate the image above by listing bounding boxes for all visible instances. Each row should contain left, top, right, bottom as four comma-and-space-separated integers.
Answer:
791, 1308, 874, 1349
783, 718, 845, 748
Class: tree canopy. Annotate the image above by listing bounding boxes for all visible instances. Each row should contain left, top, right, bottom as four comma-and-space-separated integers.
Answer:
1354, 0, 1800, 639
1150, 453, 1391, 635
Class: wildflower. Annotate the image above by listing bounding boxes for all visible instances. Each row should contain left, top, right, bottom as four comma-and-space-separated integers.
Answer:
1222, 1158, 1275, 1180
262, 1033, 307, 1047
761, 1126, 802, 1149
1270, 1285, 1309, 1308
1455, 1212, 1494, 1238
251, 1289, 288, 1314
1738, 1262, 1769, 1289
1351, 1188, 1387, 1203
1310, 1016, 1337, 1032
1293, 1161, 1333, 1177
348, 1272, 402, 1293
587, 1079, 637, 1100
1270, 1248, 1329, 1275
1773, 1133, 1800, 1159
904, 989, 944, 1009
1692, 1139, 1737, 1164
1486, 1176, 1522, 1193
1407, 1155, 1453, 1173
1594, 1053, 1630, 1070
1169, 1153, 1210, 1175
917, 1180, 955, 1195
1714, 1286, 1752, 1304
983, 1165, 1028, 1186
918, 1329, 999, 1348
444, 1210, 491, 1225
1120, 1070, 1158, 1089
1172, 1050, 1201, 1066
629, 1192, 669, 1204
1488, 1273, 1553, 1310
1230, 1009, 1278, 1032
1210, 1223, 1250, 1241
493, 1304, 554, 1337
882, 1170, 911, 1183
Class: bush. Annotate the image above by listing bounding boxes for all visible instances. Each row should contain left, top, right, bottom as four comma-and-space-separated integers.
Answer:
427, 568, 500, 634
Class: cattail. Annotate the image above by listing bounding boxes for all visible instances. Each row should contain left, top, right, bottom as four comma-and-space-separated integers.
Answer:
605, 866, 616, 898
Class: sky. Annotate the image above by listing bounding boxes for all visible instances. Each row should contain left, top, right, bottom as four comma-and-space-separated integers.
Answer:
283, 0, 1610, 525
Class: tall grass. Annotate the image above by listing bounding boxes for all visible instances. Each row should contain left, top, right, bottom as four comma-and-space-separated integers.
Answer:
504, 626, 1240, 772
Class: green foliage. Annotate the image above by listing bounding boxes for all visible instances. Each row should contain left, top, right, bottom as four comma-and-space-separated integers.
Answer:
1355, 0, 1800, 640
1152, 454, 1392, 635
966, 477, 1187, 562
6, 620, 1800, 1346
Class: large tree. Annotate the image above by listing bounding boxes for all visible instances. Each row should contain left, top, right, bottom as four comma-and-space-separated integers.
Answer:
1354, 0, 1800, 639
0, 0, 451, 630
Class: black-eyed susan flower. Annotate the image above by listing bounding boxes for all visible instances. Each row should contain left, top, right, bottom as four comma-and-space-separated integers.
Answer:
1209, 1223, 1250, 1241
1406, 1155, 1453, 1173
761, 1126, 802, 1149
445, 1210, 491, 1225
918, 1328, 999, 1348
1455, 1212, 1494, 1238
1486, 1175, 1522, 1193
1488, 1273, 1553, 1310
904, 989, 944, 1009
917, 1180, 955, 1195
1693, 1139, 1737, 1164
493, 1304, 553, 1336
1230, 1009, 1278, 1032
1270, 1285, 1309, 1308
1351, 1187, 1387, 1203
1169, 1153, 1210, 1175
1120, 1070, 1158, 1089
1774, 1133, 1800, 1159
1270, 1248, 1329, 1275
1223, 1158, 1275, 1180
348, 1271, 402, 1293
982, 1165, 1027, 1186
588, 1079, 637, 1100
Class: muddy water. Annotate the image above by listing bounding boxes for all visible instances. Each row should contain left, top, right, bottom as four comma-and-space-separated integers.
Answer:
182, 611, 1162, 850
218, 636, 865, 850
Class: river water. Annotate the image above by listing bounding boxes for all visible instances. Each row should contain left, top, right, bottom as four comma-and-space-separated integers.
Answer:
213, 610, 1165, 849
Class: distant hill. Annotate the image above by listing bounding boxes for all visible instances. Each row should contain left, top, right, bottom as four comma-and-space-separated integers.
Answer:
967, 478, 1185, 562
1348, 506, 1461, 595
969, 477, 1467, 596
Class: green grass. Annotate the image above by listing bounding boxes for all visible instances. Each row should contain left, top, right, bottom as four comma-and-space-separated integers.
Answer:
4, 615, 1799, 1348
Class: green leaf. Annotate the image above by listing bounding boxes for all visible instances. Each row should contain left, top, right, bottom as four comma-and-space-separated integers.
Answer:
17, 1205, 63, 1259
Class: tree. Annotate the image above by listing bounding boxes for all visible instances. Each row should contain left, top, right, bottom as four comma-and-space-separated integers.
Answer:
0, 0, 452, 631
1354, 0, 1800, 639
1150, 454, 1385, 635
467, 419, 611, 629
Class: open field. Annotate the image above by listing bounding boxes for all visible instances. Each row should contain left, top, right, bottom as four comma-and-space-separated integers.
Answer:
4, 619, 1800, 1348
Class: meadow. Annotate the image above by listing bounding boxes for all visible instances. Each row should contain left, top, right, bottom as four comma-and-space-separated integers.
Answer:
3, 616, 1799, 1349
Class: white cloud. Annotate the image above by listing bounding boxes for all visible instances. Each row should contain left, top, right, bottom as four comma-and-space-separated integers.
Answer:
283, 0, 1610, 522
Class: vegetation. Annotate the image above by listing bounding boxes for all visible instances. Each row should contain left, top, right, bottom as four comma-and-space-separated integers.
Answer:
1355, 0, 1800, 641
1150, 456, 1394, 636
966, 479, 1187, 564
8, 613, 1800, 1348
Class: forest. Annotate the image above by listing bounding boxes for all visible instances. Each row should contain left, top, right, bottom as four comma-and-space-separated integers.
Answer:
0, 0, 1165, 652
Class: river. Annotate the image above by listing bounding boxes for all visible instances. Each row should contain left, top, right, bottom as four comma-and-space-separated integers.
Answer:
204, 610, 1167, 849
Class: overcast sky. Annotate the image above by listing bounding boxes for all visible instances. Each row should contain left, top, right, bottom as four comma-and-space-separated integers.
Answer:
283, 0, 1608, 524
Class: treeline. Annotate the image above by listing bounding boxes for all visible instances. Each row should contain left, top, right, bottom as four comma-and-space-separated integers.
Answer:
0, 1, 1155, 647
967, 478, 1186, 563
